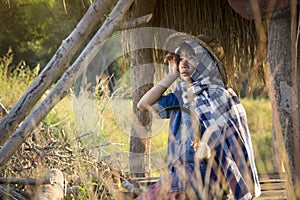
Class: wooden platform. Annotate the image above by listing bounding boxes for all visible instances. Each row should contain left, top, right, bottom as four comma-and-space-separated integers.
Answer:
255, 173, 286, 200
130, 173, 287, 200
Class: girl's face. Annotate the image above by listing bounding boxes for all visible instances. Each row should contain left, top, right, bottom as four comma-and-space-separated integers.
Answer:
178, 53, 196, 83
177, 43, 198, 83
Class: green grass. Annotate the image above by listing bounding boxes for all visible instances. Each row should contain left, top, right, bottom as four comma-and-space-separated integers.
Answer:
68, 96, 274, 174
0, 73, 274, 175
241, 98, 273, 173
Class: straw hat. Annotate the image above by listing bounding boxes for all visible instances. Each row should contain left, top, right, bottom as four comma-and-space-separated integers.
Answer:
165, 32, 227, 85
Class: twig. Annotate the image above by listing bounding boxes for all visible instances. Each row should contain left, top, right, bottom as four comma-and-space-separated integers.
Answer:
0, 102, 8, 116
99, 87, 122, 115
74, 130, 94, 140
91, 142, 126, 149
46, 118, 69, 128
118, 13, 153, 30
44, 153, 73, 159
0, 177, 52, 185
0, 184, 27, 200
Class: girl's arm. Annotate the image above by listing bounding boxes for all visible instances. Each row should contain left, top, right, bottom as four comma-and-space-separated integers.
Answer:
137, 53, 179, 112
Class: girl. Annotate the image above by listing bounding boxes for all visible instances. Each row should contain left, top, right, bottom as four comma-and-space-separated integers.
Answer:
136, 33, 261, 200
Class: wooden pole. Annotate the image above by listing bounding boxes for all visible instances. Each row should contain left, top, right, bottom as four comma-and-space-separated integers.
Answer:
0, 177, 51, 185
268, 7, 298, 200
126, 0, 156, 177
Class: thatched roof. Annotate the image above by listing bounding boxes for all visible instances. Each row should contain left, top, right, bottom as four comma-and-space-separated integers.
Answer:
128, 0, 266, 94
154, 0, 264, 90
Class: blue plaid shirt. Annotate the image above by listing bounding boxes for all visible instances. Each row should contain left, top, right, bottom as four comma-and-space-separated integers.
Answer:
157, 86, 261, 199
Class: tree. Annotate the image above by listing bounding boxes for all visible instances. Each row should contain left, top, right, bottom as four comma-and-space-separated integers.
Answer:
0, 0, 92, 68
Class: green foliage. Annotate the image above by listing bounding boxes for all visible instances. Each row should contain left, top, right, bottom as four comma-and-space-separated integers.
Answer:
0, 48, 39, 107
0, 0, 92, 68
47, 94, 274, 175
241, 98, 273, 173
251, 132, 273, 174
241, 98, 272, 135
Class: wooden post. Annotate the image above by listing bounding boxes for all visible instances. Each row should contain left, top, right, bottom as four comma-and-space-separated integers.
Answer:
125, 0, 156, 177
268, 7, 300, 200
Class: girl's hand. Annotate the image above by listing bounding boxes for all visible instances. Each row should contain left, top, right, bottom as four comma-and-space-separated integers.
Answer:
164, 52, 180, 77
191, 141, 211, 160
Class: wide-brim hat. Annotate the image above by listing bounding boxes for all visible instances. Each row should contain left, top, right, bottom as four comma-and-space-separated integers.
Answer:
164, 32, 227, 85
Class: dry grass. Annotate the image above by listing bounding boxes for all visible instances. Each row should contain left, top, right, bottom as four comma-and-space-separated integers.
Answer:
0, 49, 276, 199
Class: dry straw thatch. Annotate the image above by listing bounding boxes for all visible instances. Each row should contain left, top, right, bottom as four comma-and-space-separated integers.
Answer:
148, 0, 265, 92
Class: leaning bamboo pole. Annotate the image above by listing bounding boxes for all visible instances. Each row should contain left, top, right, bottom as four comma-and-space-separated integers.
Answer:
0, 0, 140, 167
0, 0, 114, 146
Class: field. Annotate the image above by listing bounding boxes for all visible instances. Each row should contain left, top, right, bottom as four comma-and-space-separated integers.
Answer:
0, 83, 274, 175
0, 60, 274, 198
